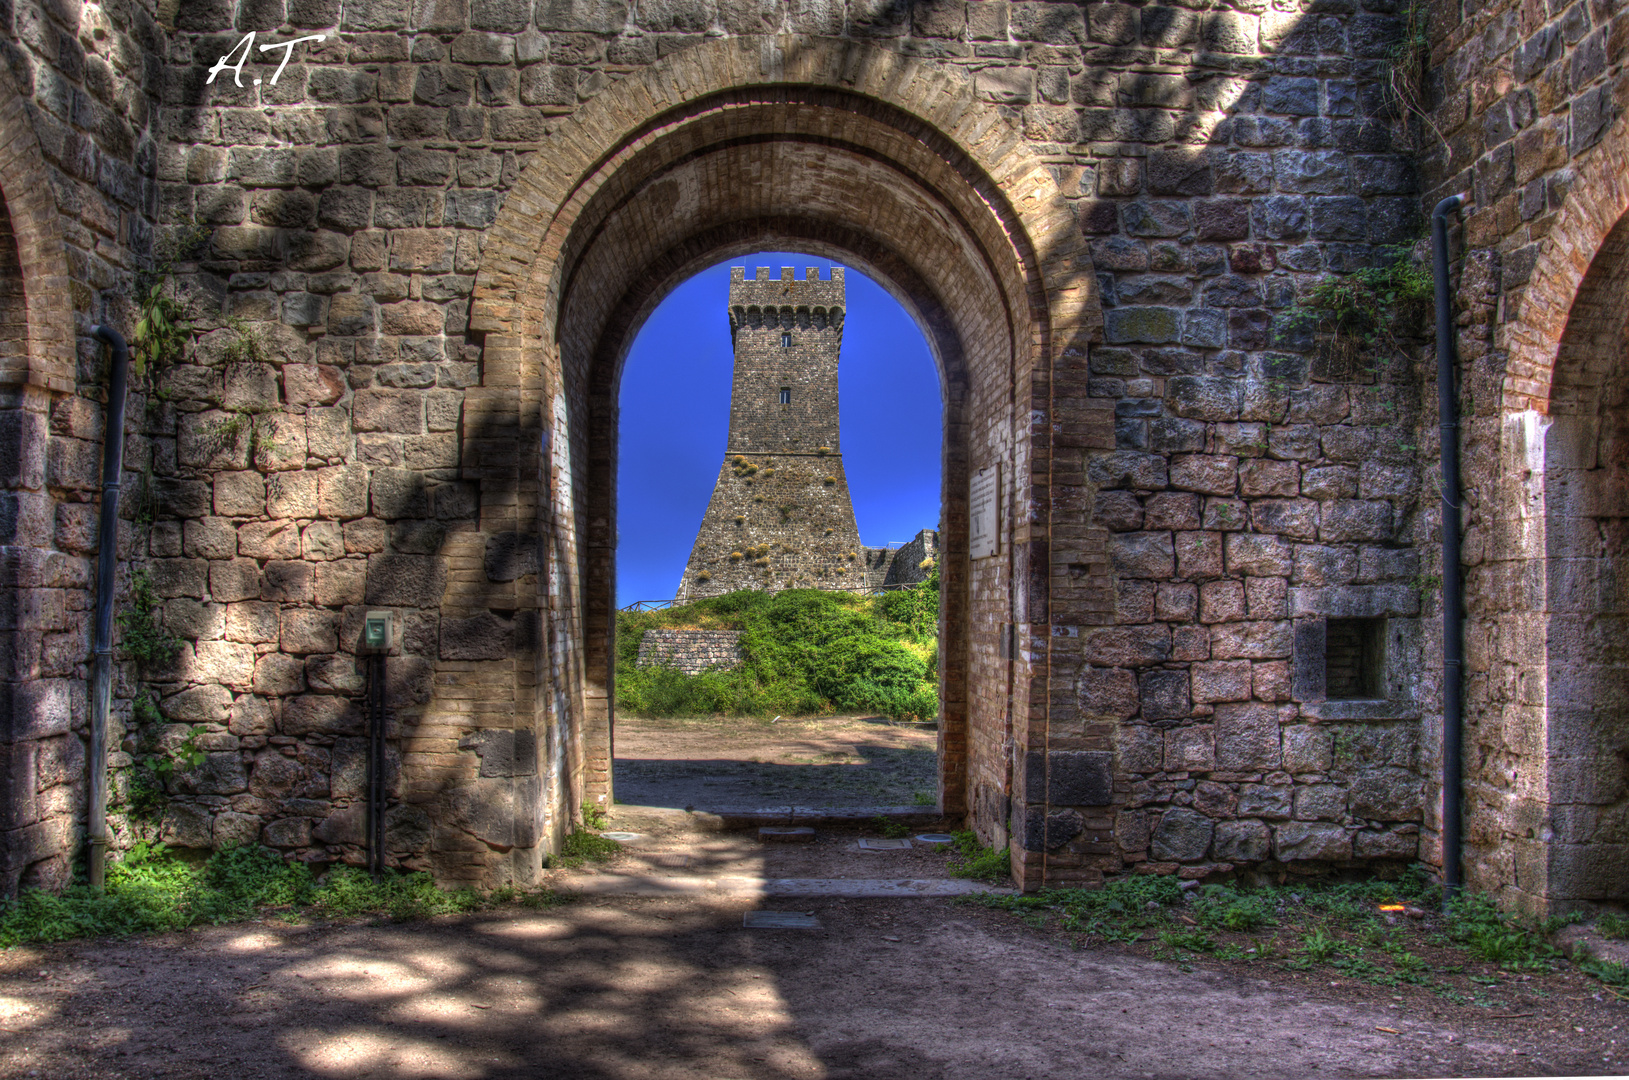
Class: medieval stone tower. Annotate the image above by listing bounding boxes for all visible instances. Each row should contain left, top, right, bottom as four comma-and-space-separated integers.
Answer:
676, 267, 866, 600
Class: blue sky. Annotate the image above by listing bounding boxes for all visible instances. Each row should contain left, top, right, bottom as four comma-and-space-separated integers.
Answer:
615, 253, 942, 606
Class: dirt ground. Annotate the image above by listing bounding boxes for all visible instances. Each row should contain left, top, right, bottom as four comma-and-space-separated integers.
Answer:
612, 714, 938, 809
4, 807, 1629, 1079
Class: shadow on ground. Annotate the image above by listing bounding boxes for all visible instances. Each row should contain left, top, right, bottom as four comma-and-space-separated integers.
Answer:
0, 889, 1585, 1080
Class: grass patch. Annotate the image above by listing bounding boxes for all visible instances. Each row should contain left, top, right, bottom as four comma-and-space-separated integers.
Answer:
960, 865, 1629, 1000
0, 843, 565, 947
947, 830, 1010, 884
549, 829, 622, 870
616, 575, 940, 722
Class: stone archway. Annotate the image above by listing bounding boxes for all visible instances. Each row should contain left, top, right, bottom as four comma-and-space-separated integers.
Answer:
0, 65, 74, 393
1521, 209, 1629, 909
465, 36, 1106, 876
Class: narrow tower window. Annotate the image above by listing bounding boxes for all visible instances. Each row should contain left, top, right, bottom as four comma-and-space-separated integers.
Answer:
779, 387, 791, 405
781, 333, 791, 347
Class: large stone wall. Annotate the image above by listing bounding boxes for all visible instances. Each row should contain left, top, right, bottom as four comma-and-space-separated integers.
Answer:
0, 0, 1544, 896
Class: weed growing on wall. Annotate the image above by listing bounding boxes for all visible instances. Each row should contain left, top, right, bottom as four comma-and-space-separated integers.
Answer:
1279, 244, 1434, 361
116, 569, 181, 667
615, 575, 940, 721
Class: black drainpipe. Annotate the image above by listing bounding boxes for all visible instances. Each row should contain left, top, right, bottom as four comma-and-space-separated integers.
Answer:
87, 325, 131, 893
1432, 194, 1467, 903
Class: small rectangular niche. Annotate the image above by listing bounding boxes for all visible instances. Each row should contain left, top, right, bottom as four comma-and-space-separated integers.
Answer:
1325, 617, 1385, 700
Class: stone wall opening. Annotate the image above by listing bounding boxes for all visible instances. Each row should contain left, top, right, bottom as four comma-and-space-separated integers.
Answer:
469, 41, 1105, 874
612, 251, 947, 808
1539, 208, 1629, 907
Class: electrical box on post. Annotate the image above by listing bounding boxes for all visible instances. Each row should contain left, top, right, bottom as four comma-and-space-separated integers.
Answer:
362, 610, 394, 652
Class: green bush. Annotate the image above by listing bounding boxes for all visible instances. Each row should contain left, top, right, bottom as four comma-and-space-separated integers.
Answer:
615, 580, 940, 720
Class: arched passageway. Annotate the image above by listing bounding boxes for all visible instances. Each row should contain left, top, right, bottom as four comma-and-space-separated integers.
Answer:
464, 38, 1105, 884
1533, 210, 1629, 906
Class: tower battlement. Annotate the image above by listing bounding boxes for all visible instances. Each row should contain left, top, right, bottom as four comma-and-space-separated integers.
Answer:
728, 264, 846, 310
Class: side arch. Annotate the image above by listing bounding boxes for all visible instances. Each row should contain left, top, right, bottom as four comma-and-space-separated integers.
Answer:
1500, 109, 1629, 414
0, 63, 74, 392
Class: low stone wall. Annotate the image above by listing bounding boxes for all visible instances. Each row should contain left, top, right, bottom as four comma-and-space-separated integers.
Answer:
863, 529, 940, 591
636, 630, 744, 676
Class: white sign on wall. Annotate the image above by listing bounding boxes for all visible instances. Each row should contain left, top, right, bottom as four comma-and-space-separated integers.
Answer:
970, 465, 999, 559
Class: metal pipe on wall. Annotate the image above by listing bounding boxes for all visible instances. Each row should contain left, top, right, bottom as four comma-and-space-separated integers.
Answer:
1432, 194, 1467, 904
87, 325, 131, 893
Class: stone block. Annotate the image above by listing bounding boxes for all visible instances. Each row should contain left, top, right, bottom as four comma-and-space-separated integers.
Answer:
1175, 531, 1223, 577
1151, 808, 1213, 862
1023, 807, 1084, 852
226, 601, 280, 643
165, 599, 224, 641
485, 532, 540, 581
1353, 828, 1417, 858
260, 561, 315, 602
440, 612, 513, 660
314, 805, 365, 845
1225, 533, 1293, 576
354, 388, 422, 433
266, 470, 318, 518
1192, 660, 1252, 703
254, 652, 306, 696
1080, 668, 1140, 718
1319, 500, 1394, 543
1166, 376, 1240, 421
1348, 768, 1422, 820
211, 559, 263, 603
282, 694, 362, 736
1214, 701, 1280, 770
237, 521, 301, 561
281, 609, 340, 654
1085, 625, 1171, 666
370, 468, 429, 518
365, 554, 447, 607
1200, 580, 1246, 623
315, 560, 368, 607
187, 640, 256, 689
263, 817, 313, 848
1154, 583, 1197, 621
214, 812, 263, 847
1165, 725, 1215, 771
303, 521, 345, 561
1212, 820, 1270, 862
1238, 782, 1292, 820
307, 654, 364, 695
1111, 531, 1175, 578
214, 472, 266, 517
160, 804, 215, 849
1293, 783, 1344, 821
183, 518, 238, 561
1274, 821, 1350, 861
1140, 669, 1190, 721
1117, 724, 1163, 772
284, 364, 347, 406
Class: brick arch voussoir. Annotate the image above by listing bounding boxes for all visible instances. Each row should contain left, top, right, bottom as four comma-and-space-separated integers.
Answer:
469, 35, 1101, 353
0, 64, 73, 393
1503, 108, 1629, 414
